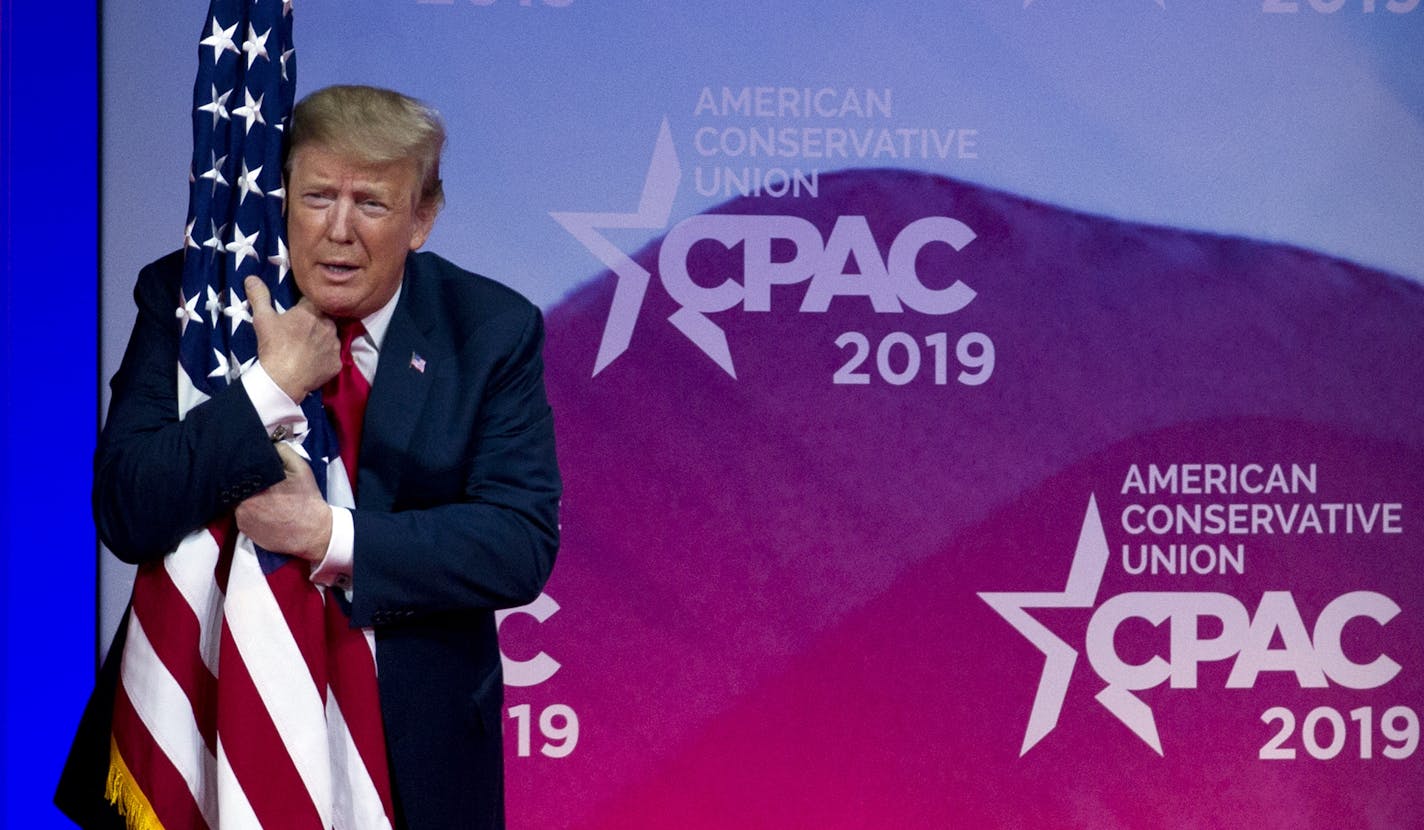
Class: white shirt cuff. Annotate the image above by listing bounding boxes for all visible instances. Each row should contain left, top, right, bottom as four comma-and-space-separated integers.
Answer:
310, 505, 354, 590
241, 362, 308, 442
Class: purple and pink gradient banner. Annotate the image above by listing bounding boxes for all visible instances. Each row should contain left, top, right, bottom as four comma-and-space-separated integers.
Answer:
501, 170, 1422, 826
87, 5, 1424, 828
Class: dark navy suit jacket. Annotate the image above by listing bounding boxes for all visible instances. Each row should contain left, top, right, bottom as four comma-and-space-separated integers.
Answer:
56, 250, 561, 829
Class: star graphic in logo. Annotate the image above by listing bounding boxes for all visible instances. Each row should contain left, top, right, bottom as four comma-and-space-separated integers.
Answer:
978, 494, 1118, 755
550, 119, 681, 377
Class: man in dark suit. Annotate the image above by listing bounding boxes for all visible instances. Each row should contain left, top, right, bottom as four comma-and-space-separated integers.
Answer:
57, 85, 560, 829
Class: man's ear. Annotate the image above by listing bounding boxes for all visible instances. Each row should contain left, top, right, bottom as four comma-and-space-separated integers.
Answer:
409, 203, 436, 251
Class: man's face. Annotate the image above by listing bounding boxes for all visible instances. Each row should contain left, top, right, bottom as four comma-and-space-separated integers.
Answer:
286, 143, 435, 320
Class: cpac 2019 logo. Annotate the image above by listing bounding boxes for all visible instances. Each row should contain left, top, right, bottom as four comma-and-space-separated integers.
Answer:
553, 120, 979, 379
979, 496, 1402, 756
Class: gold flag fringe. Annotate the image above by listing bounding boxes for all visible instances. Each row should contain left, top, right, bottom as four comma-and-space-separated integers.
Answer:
106, 738, 166, 830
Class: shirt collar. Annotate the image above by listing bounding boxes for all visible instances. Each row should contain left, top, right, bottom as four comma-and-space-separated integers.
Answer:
356, 282, 402, 352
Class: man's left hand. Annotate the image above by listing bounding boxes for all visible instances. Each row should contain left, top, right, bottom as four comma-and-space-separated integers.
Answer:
235, 443, 332, 561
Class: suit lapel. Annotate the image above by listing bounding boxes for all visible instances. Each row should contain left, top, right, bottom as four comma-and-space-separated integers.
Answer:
358, 276, 434, 510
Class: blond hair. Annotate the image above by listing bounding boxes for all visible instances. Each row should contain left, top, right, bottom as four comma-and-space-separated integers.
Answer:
287, 85, 446, 212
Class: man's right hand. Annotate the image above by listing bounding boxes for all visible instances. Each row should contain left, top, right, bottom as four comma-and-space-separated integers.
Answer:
245, 276, 342, 402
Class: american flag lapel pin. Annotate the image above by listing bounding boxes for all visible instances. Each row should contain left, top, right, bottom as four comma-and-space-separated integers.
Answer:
410, 352, 427, 373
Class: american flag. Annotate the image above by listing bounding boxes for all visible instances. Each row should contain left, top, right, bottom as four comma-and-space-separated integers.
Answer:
106, 0, 394, 826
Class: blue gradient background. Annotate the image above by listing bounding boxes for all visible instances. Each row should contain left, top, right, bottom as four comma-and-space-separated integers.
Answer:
1, 3, 99, 828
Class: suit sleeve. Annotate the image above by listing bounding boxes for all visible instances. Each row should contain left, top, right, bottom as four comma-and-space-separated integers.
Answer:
94, 253, 286, 562
348, 305, 561, 625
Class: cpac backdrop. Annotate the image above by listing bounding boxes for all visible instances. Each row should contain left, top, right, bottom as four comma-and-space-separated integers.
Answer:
92, 1, 1424, 827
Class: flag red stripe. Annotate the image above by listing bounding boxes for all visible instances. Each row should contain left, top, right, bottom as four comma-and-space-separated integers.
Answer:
129, 564, 218, 752
209, 517, 235, 596
325, 597, 394, 820
216, 619, 325, 830
113, 683, 209, 830
265, 560, 330, 697
109, 2, 387, 824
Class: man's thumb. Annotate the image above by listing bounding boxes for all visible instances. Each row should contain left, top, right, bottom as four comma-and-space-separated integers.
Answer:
244, 276, 274, 322
274, 442, 309, 475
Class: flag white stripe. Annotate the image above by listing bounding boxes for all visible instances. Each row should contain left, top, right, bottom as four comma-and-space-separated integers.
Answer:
127, 4, 385, 826
121, 615, 219, 827
215, 737, 264, 830
224, 536, 334, 827
326, 696, 393, 830
327, 455, 354, 509
166, 529, 225, 676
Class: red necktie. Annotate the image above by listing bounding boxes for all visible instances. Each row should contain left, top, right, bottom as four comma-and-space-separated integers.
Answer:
318, 321, 395, 816
322, 320, 371, 494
